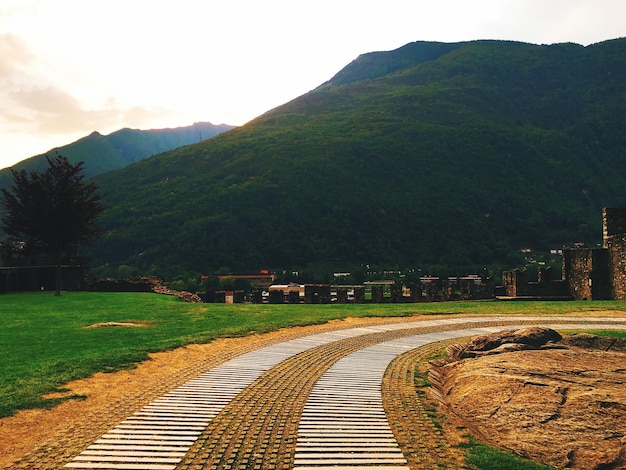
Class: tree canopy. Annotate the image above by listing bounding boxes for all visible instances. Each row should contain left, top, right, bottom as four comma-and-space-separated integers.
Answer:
1, 155, 104, 292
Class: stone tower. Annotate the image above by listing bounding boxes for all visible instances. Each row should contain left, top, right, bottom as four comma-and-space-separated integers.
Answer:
603, 207, 626, 299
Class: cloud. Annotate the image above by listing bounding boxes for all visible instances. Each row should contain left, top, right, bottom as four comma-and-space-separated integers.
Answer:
0, 27, 178, 142
122, 106, 181, 128
0, 31, 183, 166
10, 86, 82, 116
0, 33, 34, 77
1, 0, 625, 169
3, 85, 107, 134
3, 84, 180, 136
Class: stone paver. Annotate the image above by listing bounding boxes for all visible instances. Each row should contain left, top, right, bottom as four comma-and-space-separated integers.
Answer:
6, 316, 626, 470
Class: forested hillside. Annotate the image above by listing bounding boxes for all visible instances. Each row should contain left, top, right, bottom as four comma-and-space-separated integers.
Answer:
90, 39, 626, 280
0, 122, 234, 189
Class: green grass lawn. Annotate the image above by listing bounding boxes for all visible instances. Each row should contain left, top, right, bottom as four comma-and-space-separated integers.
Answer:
1, 291, 625, 419
461, 437, 557, 470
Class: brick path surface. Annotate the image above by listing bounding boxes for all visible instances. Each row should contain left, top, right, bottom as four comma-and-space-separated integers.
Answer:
7, 315, 626, 470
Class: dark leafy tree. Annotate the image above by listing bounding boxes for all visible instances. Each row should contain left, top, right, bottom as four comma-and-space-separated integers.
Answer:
0, 155, 104, 294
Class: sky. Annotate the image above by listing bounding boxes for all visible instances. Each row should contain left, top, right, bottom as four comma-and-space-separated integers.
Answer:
1, 0, 624, 169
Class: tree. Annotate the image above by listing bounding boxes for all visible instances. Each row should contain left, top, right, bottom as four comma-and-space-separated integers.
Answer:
0, 155, 104, 294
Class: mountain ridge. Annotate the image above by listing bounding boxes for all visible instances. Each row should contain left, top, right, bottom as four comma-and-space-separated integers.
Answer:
0, 122, 235, 188
32, 39, 626, 279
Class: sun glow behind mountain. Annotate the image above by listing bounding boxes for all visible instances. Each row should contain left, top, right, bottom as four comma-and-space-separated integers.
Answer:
1, 0, 625, 169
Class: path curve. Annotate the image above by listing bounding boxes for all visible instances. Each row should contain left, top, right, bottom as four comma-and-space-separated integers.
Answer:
9, 315, 626, 470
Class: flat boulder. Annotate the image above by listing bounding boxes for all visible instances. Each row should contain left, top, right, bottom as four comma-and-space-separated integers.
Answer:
458, 327, 562, 358
431, 329, 626, 469
562, 333, 626, 352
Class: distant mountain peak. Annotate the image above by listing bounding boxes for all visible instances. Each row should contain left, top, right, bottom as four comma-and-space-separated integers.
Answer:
0, 122, 234, 188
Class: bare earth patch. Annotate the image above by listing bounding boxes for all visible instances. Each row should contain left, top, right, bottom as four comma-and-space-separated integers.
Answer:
83, 321, 149, 328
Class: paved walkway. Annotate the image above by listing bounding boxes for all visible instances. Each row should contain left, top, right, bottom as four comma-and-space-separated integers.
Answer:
11, 316, 626, 469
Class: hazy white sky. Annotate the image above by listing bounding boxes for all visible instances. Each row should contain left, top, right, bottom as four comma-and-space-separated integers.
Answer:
1, 0, 624, 169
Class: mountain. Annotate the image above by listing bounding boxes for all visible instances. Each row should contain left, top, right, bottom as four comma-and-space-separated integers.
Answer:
87, 39, 626, 280
0, 122, 235, 189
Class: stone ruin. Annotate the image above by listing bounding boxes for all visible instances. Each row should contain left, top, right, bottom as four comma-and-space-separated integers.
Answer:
503, 207, 626, 300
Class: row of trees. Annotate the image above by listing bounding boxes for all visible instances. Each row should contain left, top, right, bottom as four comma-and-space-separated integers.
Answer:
1, 155, 103, 295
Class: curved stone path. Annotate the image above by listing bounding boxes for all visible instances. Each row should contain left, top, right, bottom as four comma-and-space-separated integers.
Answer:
10, 315, 626, 470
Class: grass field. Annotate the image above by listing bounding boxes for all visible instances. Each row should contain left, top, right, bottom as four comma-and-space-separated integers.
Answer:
461, 437, 557, 470
1, 291, 625, 419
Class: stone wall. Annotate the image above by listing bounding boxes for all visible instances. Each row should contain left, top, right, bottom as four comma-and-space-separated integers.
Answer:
502, 269, 527, 297
501, 268, 569, 299
606, 233, 626, 300
0, 265, 90, 293
89, 277, 154, 292
602, 207, 626, 247
562, 248, 611, 300
304, 284, 331, 304
601, 208, 626, 299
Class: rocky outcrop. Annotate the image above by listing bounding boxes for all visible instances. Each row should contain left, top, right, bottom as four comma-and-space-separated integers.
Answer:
89, 277, 154, 292
448, 326, 564, 360
90, 277, 202, 302
561, 332, 626, 352
430, 328, 626, 469
150, 279, 202, 303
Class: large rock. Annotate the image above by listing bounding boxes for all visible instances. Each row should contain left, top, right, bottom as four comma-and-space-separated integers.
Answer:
562, 333, 626, 352
457, 327, 563, 358
432, 330, 626, 469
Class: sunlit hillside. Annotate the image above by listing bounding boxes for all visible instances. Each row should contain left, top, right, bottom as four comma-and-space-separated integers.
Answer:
89, 39, 626, 280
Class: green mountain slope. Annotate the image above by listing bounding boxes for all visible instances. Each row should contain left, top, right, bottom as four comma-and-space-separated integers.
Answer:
0, 122, 234, 188
90, 39, 626, 279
